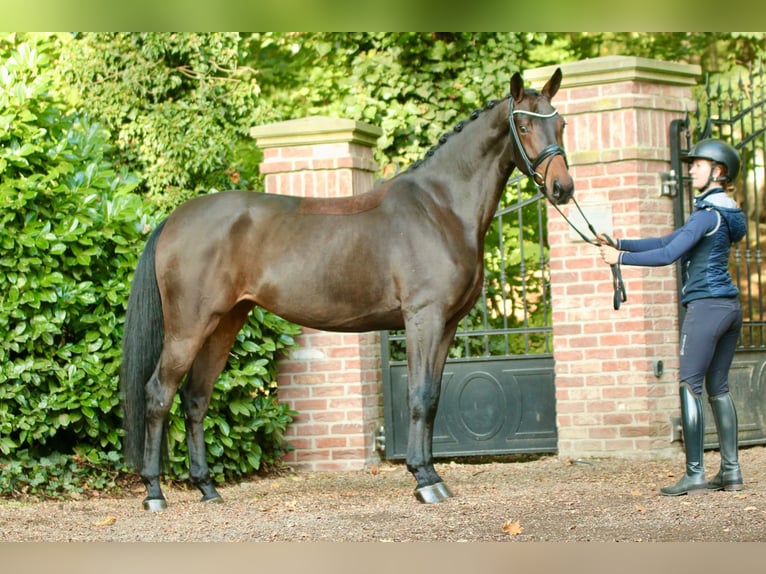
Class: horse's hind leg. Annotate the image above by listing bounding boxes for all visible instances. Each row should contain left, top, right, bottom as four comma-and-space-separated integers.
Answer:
405, 312, 458, 503
181, 301, 254, 504
141, 340, 198, 511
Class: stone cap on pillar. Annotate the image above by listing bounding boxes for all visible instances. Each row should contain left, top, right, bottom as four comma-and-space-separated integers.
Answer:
251, 116, 382, 149
526, 55, 701, 88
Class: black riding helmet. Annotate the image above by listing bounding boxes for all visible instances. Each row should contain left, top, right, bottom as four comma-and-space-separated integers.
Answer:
682, 139, 740, 184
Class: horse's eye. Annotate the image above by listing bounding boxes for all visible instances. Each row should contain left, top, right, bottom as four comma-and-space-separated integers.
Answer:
519, 125, 529, 135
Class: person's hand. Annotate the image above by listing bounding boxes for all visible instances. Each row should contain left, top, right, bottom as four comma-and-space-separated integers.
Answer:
596, 233, 616, 246
599, 244, 620, 266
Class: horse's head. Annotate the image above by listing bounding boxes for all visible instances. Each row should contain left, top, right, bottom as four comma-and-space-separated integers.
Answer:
509, 68, 574, 205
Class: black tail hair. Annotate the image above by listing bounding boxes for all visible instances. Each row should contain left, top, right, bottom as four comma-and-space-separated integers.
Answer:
120, 219, 167, 471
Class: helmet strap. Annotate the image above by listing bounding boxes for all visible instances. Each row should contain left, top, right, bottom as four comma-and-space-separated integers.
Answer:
700, 161, 727, 190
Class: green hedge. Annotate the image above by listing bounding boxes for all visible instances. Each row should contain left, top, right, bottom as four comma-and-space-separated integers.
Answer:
0, 34, 299, 499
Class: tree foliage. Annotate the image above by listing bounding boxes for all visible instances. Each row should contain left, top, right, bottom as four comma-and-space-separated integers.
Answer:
248, 32, 766, 176
57, 33, 266, 210
249, 33, 533, 176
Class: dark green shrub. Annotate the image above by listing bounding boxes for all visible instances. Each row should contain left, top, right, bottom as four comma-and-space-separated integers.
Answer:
0, 35, 151, 497
0, 34, 299, 499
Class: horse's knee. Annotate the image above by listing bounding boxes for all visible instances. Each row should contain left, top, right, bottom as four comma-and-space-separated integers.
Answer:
408, 386, 435, 418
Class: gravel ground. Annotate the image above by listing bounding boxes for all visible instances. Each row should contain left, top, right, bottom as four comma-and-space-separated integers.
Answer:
2, 446, 766, 543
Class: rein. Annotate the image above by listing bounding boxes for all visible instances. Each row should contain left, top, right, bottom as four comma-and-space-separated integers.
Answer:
508, 98, 627, 310
549, 198, 627, 310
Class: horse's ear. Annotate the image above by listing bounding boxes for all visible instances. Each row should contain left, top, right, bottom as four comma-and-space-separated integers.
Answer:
542, 68, 562, 100
510, 72, 524, 102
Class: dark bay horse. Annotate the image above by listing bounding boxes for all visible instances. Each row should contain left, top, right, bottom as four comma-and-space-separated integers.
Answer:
120, 68, 574, 510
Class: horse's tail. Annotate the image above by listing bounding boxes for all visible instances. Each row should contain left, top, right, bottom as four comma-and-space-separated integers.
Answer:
120, 219, 168, 471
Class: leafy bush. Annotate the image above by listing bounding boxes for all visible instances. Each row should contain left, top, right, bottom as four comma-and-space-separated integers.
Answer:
0, 34, 299, 499
0, 34, 151, 497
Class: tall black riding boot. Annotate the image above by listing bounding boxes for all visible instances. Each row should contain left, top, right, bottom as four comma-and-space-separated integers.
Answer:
660, 383, 707, 496
707, 392, 743, 491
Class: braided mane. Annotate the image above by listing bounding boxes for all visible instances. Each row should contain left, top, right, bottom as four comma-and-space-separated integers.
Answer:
407, 94, 518, 172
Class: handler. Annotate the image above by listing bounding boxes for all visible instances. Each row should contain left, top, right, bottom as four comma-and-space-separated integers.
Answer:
598, 139, 747, 496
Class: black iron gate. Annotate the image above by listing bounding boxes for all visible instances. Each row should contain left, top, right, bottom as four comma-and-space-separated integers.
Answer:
380, 173, 557, 459
668, 62, 766, 447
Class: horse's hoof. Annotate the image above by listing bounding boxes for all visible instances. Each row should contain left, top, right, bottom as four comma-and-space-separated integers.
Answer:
143, 498, 168, 512
414, 482, 454, 504
200, 494, 224, 504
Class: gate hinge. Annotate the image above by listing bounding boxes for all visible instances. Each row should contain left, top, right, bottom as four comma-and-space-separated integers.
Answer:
659, 169, 679, 197
374, 425, 386, 453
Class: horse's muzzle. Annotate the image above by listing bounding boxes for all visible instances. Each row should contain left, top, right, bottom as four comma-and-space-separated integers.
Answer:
551, 179, 574, 205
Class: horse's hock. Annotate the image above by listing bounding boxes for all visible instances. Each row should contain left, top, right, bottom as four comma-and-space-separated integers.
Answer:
251, 57, 709, 471
251, 117, 385, 472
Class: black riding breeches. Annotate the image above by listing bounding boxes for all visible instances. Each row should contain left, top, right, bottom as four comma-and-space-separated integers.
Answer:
679, 297, 742, 397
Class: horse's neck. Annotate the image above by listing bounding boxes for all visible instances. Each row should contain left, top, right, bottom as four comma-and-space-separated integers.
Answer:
420, 108, 514, 240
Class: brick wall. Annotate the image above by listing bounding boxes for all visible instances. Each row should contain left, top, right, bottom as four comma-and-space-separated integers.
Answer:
251, 117, 384, 471
526, 57, 701, 458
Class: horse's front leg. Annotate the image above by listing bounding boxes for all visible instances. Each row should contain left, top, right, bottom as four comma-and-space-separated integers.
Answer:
404, 313, 458, 503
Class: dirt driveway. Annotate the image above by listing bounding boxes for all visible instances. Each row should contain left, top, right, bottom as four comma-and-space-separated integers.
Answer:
2, 446, 766, 543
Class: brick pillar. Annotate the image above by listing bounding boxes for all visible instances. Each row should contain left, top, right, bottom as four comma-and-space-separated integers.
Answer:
250, 116, 384, 471
526, 57, 701, 458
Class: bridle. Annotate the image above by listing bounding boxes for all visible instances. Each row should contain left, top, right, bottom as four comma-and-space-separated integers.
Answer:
508, 97, 567, 190
508, 97, 627, 310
